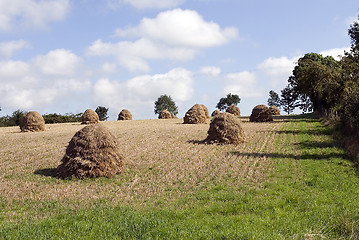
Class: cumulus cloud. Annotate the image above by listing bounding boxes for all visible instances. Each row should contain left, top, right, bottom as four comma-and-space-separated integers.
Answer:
88, 38, 196, 72
320, 47, 348, 60
89, 9, 238, 72
0, 0, 70, 31
93, 68, 194, 117
33, 49, 82, 76
200, 66, 221, 77
0, 49, 90, 111
224, 71, 264, 98
258, 56, 297, 78
0, 40, 28, 58
108, 0, 185, 9
116, 9, 238, 47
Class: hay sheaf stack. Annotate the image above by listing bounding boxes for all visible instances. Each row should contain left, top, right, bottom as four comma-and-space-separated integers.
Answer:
205, 112, 245, 144
211, 110, 221, 117
269, 106, 280, 116
159, 110, 172, 119
118, 109, 132, 120
183, 104, 207, 124
20, 111, 45, 132
81, 109, 99, 124
56, 124, 123, 179
200, 104, 210, 118
226, 104, 241, 117
250, 105, 273, 122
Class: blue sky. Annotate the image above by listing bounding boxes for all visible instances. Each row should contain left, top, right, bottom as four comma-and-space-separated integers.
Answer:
0, 0, 358, 119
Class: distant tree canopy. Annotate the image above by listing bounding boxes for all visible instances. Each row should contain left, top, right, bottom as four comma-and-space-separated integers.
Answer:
43, 113, 82, 124
95, 106, 109, 121
0, 109, 27, 127
280, 86, 298, 115
267, 90, 281, 108
278, 14, 359, 132
154, 95, 178, 117
1, 110, 83, 127
216, 93, 241, 111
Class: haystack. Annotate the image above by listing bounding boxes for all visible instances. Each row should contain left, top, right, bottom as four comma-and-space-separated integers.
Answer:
205, 112, 245, 144
81, 109, 99, 124
200, 104, 210, 118
20, 111, 45, 132
269, 106, 280, 116
159, 110, 172, 119
56, 124, 123, 179
118, 109, 132, 120
211, 110, 221, 117
226, 104, 241, 117
250, 105, 273, 122
183, 104, 207, 124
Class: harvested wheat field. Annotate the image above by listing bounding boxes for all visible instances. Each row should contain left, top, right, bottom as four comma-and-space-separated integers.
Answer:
0, 118, 281, 211
1, 115, 359, 239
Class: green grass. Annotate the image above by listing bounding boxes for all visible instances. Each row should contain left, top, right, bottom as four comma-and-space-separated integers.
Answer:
1, 115, 359, 239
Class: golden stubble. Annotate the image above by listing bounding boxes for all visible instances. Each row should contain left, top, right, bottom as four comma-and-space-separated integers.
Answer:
0, 118, 286, 217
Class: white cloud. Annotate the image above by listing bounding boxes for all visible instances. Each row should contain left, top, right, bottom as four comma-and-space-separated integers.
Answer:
224, 71, 264, 98
33, 49, 82, 76
320, 47, 348, 60
125, 0, 185, 9
0, 0, 70, 31
107, 0, 185, 10
88, 38, 197, 72
0, 60, 30, 78
117, 9, 238, 48
258, 56, 297, 78
0, 49, 90, 111
200, 66, 221, 77
89, 9, 238, 72
101, 62, 118, 74
346, 15, 358, 27
93, 68, 194, 117
0, 40, 28, 58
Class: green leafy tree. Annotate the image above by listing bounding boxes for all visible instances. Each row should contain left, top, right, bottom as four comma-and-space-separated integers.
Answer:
95, 106, 109, 121
267, 90, 281, 108
216, 93, 241, 111
11, 109, 27, 126
289, 53, 340, 113
43, 113, 82, 124
280, 85, 298, 115
154, 95, 178, 117
338, 15, 359, 129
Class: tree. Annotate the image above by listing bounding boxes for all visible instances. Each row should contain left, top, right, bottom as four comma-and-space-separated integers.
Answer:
216, 93, 241, 111
154, 95, 178, 117
284, 52, 341, 116
348, 15, 359, 56
267, 90, 281, 107
280, 85, 298, 115
95, 106, 109, 121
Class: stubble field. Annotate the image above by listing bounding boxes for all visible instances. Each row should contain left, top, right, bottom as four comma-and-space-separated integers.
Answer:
0, 115, 358, 239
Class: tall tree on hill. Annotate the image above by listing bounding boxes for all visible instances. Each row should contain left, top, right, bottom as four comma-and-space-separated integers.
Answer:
288, 53, 340, 114
216, 93, 241, 111
267, 90, 281, 108
280, 85, 298, 115
95, 106, 109, 121
339, 15, 359, 129
154, 94, 178, 117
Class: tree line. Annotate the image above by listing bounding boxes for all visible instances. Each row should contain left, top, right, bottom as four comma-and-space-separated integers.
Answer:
0, 106, 109, 127
268, 15, 359, 134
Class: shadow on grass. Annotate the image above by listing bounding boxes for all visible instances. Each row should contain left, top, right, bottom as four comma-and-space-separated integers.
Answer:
228, 151, 349, 161
34, 168, 57, 178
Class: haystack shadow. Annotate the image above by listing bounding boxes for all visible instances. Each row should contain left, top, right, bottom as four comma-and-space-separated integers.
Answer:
34, 167, 57, 178
228, 151, 349, 161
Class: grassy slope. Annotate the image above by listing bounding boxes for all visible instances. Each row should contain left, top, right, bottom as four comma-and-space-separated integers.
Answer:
1, 115, 359, 239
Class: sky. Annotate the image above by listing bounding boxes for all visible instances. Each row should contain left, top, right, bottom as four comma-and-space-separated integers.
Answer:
0, 0, 358, 120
